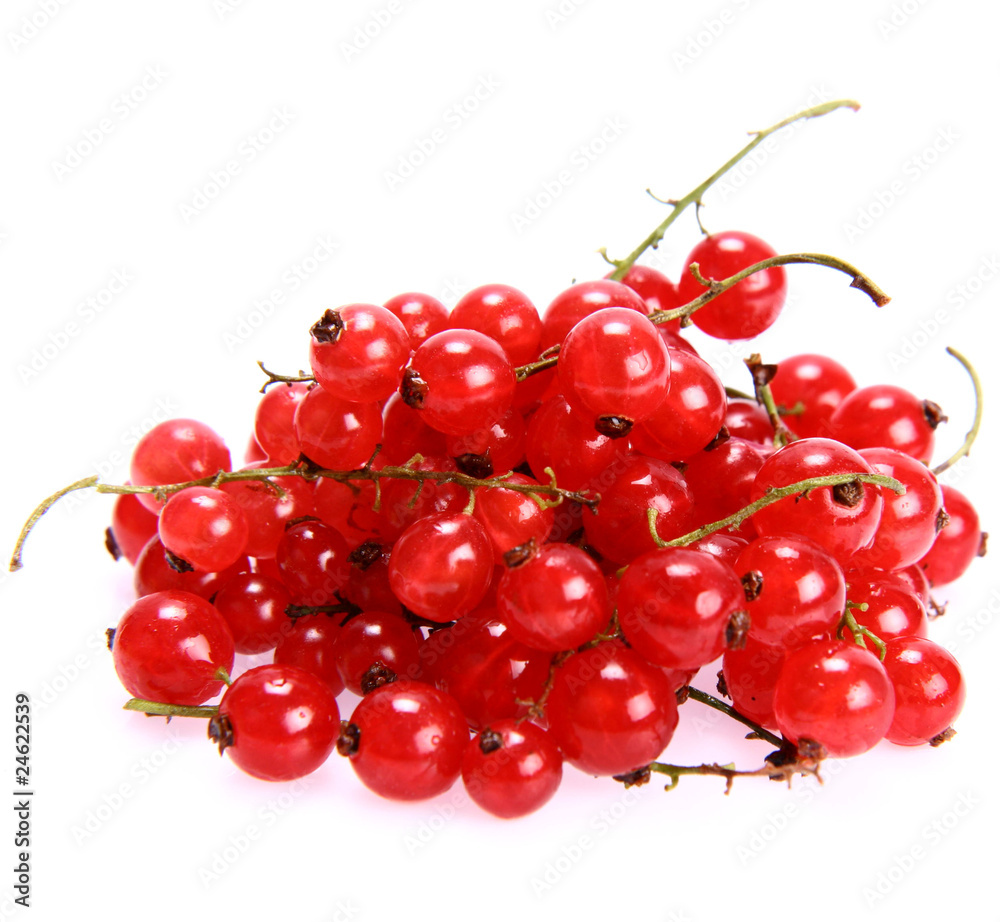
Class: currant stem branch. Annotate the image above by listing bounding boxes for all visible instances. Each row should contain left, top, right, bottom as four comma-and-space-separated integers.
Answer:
685, 687, 784, 749
9, 461, 598, 572
746, 353, 797, 448
123, 698, 219, 719
646, 471, 905, 549
515, 252, 889, 382
931, 347, 982, 475
257, 361, 315, 393
602, 99, 861, 280
645, 757, 822, 794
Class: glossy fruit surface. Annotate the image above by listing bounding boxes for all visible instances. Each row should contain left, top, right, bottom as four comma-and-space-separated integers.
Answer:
215, 664, 340, 781
113, 590, 235, 706
158, 486, 249, 573
882, 637, 966, 746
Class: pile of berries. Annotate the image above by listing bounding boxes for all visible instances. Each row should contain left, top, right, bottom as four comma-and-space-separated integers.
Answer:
92, 222, 980, 819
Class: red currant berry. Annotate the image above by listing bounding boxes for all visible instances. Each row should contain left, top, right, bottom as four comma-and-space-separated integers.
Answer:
829, 384, 943, 464
462, 720, 563, 819
545, 641, 679, 776
472, 473, 555, 564
540, 279, 649, 351
846, 580, 928, 648
332, 610, 422, 695
275, 519, 352, 606
723, 399, 773, 445
677, 231, 787, 340
918, 485, 984, 586
773, 639, 894, 758
129, 418, 232, 514
345, 680, 468, 801
383, 291, 450, 349
769, 354, 856, 439
293, 385, 382, 470
253, 382, 309, 464
449, 284, 542, 365
113, 590, 235, 706
751, 438, 884, 564
213, 572, 292, 655
158, 487, 249, 573
722, 634, 785, 729
617, 547, 746, 670
558, 308, 670, 437
213, 664, 340, 781
388, 513, 494, 622
882, 637, 966, 746
618, 264, 684, 332
220, 465, 315, 560
309, 304, 410, 403
272, 615, 345, 696
401, 330, 516, 437
108, 492, 158, 565
497, 542, 610, 652
682, 436, 765, 537
133, 535, 249, 600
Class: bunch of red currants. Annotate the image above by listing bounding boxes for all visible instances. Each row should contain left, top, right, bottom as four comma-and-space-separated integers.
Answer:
101, 227, 977, 819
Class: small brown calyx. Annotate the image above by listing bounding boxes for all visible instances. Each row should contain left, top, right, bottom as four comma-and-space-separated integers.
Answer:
105, 527, 122, 562
612, 766, 651, 788
503, 537, 538, 569
309, 308, 345, 344
454, 451, 493, 479
716, 669, 729, 699
795, 737, 828, 763
400, 367, 428, 409
478, 728, 504, 755
164, 549, 194, 573
923, 399, 948, 429
978, 531, 989, 557
704, 425, 731, 452
929, 727, 957, 747
746, 356, 778, 390
105, 627, 116, 651
360, 661, 398, 694
348, 540, 384, 571
935, 508, 951, 533
725, 610, 751, 650
336, 721, 360, 756
207, 714, 234, 756
741, 570, 764, 602
674, 684, 691, 706
595, 415, 633, 439
831, 478, 864, 508
927, 596, 948, 619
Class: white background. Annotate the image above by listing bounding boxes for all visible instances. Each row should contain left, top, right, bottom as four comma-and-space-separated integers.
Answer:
1, 1, 997, 920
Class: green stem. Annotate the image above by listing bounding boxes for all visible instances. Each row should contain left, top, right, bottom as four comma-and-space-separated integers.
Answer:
602, 99, 861, 281
647, 471, 905, 549
123, 698, 218, 718
645, 757, 821, 793
516, 251, 889, 382
746, 354, 797, 448
685, 687, 784, 749
9, 461, 598, 572
932, 347, 983, 475
838, 606, 887, 661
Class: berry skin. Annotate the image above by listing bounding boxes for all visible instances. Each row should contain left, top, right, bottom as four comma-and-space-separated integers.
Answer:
157, 486, 249, 573
293, 385, 382, 470
212, 572, 292, 655
850, 447, 944, 571
472, 473, 555, 564
108, 493, 159, 565
253, 382, 309, 464
882, 637, 966, 746
213, 664, 340, 782
133, 535, 249, 600
388, 513, 494, 622
829, 384, 941, 464
750, 438, 884, 564
677, 231, 787, 340
383, 291, 450, 349
309, 304, 410, 403
769, 354, 856, 439
497, 542, 611, 652
272, 616, 345, 696
129, 418, 232, 514
722, 634, 785, 729
220, 465, 315, 560
345, 681, 469, 801
462, 720, 563, 819
113, 590, 235, 706
540, 279, 650, 351
772, 639, 895, 758
449, 284, 542, 365
736, 535, 846, 648
332, 610, 422, 695
401, 330, 517, 437
918, 485, 984, 586
275, 520, 352, 606
545, 641, 679, 776
618, 264, 684, 332
557, 307, 671, 437
617, 547, 746, 670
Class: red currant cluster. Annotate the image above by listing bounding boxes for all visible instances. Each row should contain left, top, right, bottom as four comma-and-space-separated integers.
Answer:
12, 102, 981, 819
93, 221, 980, 819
